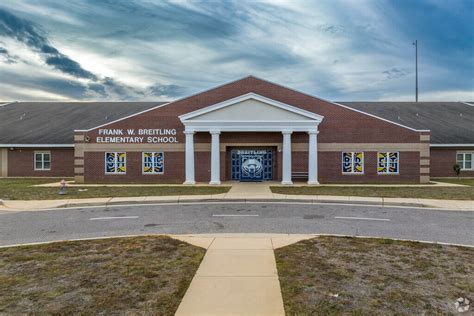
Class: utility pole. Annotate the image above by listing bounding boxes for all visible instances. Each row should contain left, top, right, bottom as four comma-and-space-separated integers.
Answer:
413, 40, 418, 102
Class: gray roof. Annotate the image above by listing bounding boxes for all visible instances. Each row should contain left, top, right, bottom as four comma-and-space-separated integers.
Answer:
0, 101, 472, 145
0, 102, 165, 145
338, 102, 474, 144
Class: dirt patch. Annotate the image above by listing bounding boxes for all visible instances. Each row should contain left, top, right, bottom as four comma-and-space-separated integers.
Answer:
275, 236, 474, 315
0, 236, 205, 314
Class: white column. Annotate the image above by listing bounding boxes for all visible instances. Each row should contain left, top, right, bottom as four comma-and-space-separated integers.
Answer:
281, 130, 293, 185
307, 130, 319, 185
210, 130, 221, 185
184, 130, 196, 185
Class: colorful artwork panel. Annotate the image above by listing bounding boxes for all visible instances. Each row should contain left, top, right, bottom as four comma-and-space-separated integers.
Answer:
143, 152, 164, 174
105, 152, 126, 174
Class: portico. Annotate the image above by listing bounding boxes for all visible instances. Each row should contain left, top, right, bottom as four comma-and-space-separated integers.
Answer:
179, 93, 323, 185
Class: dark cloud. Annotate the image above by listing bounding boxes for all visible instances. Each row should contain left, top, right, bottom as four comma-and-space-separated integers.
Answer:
383, 68, 410, 80
0, 8, 96, 79
0, 46, 18, 63
148, 84, 186, 98
92, 0, 238, 41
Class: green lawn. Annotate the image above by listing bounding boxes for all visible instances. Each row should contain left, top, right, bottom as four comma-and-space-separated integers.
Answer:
0, 236, 205, 315
271, 186, 474, 200
433, 178, 474, 187
276, 236, 474, 315
0, 178, 230, 200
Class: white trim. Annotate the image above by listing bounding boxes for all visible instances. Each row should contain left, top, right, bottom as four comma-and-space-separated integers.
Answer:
73, 76, 260, 132
74, 102, 170, 132
182, 121, 320, 132
104, 152, 127, 175
376, 151, 400, 175
0, 144, 74, 148
247, 75, 430, 133
179, 92, 324, 121
462, 102, 474, 106
341, 152, 365, 175
179, 93, 322, 133
456, 151, 473, 171
73, 75, 431, 134
430, 144, 474, 147
332, 102, 430, 132
34, 151, 51, 171
142, 151, 165, 175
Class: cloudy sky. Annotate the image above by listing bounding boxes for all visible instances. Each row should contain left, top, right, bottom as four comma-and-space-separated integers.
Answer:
0, 0, 472, 102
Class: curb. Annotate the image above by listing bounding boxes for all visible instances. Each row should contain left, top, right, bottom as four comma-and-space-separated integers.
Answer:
1, 233, 473, 249
60, 198, 428, 209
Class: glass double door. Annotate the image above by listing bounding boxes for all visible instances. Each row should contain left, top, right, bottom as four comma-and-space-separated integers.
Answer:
231, 149, 273, 181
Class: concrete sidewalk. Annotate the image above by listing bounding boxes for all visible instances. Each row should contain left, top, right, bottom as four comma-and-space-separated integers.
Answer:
173, 235, 311, 316
0, 194, 472, 211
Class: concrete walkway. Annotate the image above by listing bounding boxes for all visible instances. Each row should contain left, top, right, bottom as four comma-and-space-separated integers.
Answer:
223, 182, 274, 199
174, 235, 310, 316
1, 182, 472, 211
0, 194, 472, 211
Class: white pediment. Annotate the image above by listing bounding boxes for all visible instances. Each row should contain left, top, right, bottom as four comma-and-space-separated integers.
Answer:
191, 98, 314, 121
179, 93, 323, 132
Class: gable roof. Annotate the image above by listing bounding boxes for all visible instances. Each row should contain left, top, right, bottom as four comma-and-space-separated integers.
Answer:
179, 93, 324, 121
0, 102, 166, 145
338, 102, 474, 144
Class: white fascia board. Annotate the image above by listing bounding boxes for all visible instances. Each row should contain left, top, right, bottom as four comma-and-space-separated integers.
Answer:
0, 144, 74, 147
248, 75, 431, 133
430, 144, 474, 147
74, 76, 264, 133
184, 121, 319, 133
329, 102, 430, 133
74, 102, 171, 132
179, 92, 324, 122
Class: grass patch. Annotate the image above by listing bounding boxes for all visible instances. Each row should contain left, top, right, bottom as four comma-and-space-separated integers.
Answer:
0, 178, 230, 200
275, 236, 474, 315
433, 178, 474, 187
271, 186, 474, 200
0, 236, 205, 314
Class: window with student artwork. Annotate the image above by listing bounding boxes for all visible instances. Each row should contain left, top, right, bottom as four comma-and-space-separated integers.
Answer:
34, 151, 51, 170
342, 152, 364, 174
105, 152, 126, 174
143, 152, 164, 174
456, 152, 473, 170
377, 152, 400, 174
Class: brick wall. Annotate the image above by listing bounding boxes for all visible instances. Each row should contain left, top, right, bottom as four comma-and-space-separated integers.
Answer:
8, 147, 74, 177
76, 77, 428, 184
318, 151, 420, 184
430, 147, 474, 177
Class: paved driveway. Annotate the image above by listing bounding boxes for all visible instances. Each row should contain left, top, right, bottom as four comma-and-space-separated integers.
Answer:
0, 202, 472, 246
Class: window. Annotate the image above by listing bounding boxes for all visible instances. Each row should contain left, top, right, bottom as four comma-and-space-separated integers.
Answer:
342, 152, 364, 174
143, 152, 164, 174
456, 152, 473, 170
377, 152, 399, 174
105, 152, 126, 174
34, 151, 51, 170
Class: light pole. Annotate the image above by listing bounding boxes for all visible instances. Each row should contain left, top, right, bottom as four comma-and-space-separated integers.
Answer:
413, 40, 418, 102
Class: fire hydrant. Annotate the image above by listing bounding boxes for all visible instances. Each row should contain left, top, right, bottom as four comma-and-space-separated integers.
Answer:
58, 179, 67, 195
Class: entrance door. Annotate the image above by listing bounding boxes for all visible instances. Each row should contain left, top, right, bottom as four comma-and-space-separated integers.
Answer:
231, 149, 273, 181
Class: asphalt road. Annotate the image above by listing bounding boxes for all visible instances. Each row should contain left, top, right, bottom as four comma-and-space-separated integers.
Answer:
0, 202, 472, 246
